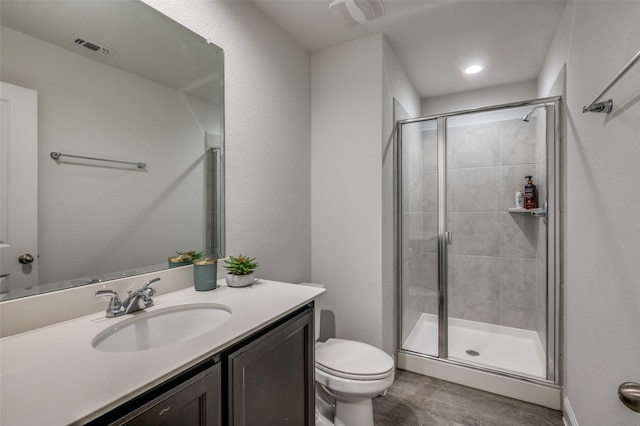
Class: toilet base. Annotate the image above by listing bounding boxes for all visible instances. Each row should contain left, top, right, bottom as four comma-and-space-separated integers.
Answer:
334, 398, 374, 426
316, 411, 333, 426
315, 382, 336, 425
315, 391, 377, 426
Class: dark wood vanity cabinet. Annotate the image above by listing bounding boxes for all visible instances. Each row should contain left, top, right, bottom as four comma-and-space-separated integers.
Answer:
88, 304, 314, 426
90, 359, 222, 426
226, 305, 315, 426
113, 363, 221, 426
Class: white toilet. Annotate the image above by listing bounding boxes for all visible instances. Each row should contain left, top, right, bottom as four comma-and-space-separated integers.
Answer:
301, 283, 395, 426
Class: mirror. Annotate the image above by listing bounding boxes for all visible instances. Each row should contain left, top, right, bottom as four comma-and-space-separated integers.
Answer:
0, 0, 224, 300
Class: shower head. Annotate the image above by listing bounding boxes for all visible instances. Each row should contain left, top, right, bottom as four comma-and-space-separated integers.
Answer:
522, 104, 547, 122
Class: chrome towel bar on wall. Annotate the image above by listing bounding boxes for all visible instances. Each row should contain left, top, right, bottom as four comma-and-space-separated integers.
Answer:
582, 49, 640, 114
50, 151, 147, 169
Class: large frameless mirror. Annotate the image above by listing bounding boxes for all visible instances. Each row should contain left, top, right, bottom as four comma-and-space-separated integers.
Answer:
0, 0, 224, 300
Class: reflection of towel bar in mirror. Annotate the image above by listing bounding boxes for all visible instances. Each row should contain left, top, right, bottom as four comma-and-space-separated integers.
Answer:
50, 151, 147, 169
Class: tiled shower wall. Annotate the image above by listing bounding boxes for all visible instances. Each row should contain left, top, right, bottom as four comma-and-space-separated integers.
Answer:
402, 114, 547, 344
445, 117, 543, 331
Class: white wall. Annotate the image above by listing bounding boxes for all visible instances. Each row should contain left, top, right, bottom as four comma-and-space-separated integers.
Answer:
537, 2, 573, 99
421, 80, 537, 116
311, 33, 419, 352
311, 34, 384, 347
539, 2, 640, 425
144, 0, 312, 283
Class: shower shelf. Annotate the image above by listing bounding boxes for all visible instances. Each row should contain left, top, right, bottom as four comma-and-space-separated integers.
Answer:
508, 208, 546, 217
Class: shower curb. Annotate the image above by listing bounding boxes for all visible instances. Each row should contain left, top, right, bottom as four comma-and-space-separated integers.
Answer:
397, 351, 561, 410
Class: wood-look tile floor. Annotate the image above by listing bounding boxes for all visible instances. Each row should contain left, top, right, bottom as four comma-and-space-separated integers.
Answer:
372, 370, 564, 426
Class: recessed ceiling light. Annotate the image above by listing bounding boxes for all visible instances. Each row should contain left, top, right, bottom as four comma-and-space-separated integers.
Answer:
464, 64, 484, 75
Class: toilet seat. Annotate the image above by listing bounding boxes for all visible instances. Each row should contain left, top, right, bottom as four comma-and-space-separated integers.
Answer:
315, 338, 394, 380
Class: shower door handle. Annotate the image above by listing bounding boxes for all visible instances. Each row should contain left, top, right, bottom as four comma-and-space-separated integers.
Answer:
445, 231, 453, 245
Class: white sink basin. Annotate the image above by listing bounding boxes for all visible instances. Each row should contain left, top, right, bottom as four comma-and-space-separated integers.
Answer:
92, 304, 232, 352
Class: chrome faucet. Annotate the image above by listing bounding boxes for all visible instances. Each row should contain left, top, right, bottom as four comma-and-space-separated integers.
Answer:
95, 278, 160, 318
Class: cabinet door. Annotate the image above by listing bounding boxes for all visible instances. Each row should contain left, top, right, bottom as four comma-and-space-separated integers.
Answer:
110, 363, 221, 426
228, 307, 314, 426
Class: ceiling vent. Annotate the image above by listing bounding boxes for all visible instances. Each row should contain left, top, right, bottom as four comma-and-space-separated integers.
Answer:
329, 0, 384, 27
68, 35, 115, 56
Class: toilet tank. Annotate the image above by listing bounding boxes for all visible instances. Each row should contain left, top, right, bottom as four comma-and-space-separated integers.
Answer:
299, 283, 324, 341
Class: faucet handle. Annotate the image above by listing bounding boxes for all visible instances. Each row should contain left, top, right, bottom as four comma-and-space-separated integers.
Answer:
96, 290, 122, 316
141, 278, 160, 297
96, 289, 120, 301
142, 277, 161, 290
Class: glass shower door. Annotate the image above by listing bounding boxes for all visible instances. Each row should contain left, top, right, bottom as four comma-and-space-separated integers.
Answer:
399, 118, 439, 357
445, 106, 549, 380
397, 99, 559, 384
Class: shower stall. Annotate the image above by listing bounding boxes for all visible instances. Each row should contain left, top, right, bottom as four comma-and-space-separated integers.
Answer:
395, 97, 561, 405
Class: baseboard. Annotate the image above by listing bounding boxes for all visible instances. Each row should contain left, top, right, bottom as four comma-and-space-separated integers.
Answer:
562, 395, 579, 426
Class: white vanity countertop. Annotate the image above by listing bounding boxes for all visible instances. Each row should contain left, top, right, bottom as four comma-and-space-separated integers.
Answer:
0, 280, 324, 426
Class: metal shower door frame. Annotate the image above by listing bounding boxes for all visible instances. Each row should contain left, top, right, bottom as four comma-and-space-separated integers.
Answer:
395, 96, 562, 386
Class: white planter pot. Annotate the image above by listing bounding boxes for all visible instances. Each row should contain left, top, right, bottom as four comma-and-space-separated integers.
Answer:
225, 273, 255, 288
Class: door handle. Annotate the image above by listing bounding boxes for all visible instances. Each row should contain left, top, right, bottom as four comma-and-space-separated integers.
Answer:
619, 382, 640, 413
18, 253, 35, 264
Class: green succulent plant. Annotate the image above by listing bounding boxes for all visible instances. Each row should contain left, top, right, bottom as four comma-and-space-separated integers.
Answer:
223, 254, 259, 276
175, 250, 205, 262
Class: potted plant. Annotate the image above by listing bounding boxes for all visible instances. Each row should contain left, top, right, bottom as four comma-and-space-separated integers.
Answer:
223, 254, 259, 287
168, 250, 205, 268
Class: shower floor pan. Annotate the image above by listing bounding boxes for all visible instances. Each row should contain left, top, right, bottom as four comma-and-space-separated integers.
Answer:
403, 313, 546, 380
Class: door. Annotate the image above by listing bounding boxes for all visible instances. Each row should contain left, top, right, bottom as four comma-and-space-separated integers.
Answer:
444, 106, 552, 380
110, 364, 221, 426
227, 307, 315, 425
0, 81, 38, 293
397, 100, 560, 384
398, 117, 440, 357
87, 362, 221, 426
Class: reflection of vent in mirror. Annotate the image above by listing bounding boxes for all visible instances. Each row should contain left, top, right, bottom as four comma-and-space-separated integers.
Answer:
68, 35, 114, 56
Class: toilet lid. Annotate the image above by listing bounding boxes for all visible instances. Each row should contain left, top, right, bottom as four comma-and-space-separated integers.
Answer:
315, 338, 394, 380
